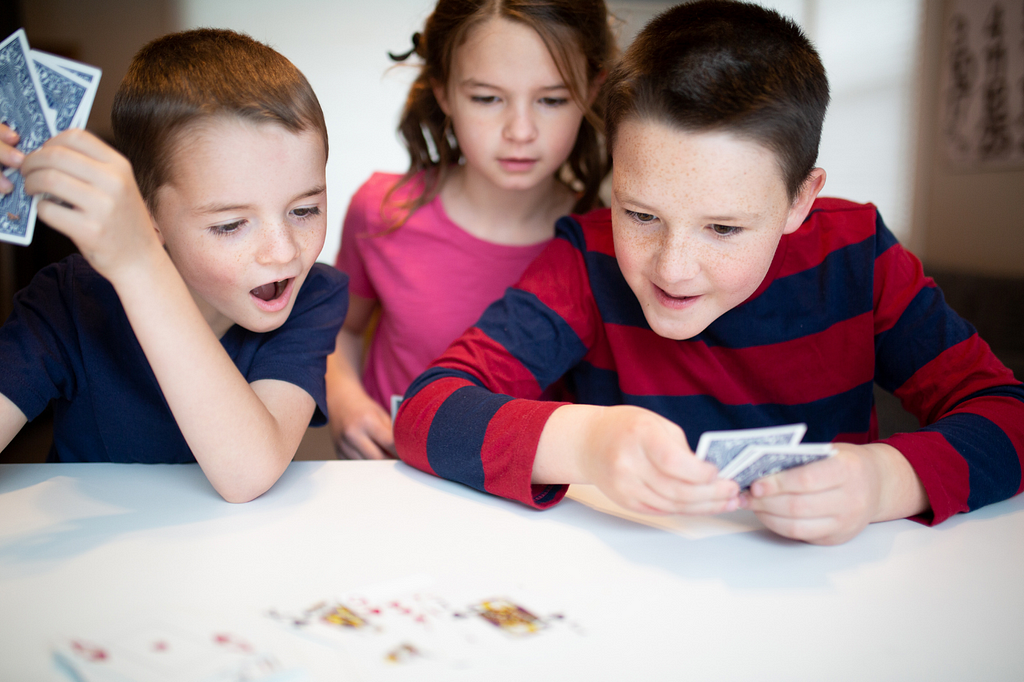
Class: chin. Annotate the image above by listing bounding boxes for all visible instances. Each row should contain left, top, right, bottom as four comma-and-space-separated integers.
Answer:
644, 312, 706, 341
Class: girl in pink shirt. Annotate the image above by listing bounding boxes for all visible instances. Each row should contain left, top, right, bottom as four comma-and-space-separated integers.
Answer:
327, 0, 615, 459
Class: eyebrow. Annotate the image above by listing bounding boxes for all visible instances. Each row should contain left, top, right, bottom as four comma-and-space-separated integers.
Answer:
459, 78, 568, 92
615, 193, 759, 223
193, 185, 326, 216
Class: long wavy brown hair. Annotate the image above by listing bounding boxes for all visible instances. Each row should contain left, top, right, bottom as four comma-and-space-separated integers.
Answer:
384, 0, 615, 229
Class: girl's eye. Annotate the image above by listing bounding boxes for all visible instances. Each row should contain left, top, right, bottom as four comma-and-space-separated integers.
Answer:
211, 220, 244, 235
539, 97, 569, 107
625, 209, 658, 224
710, 223, 741, 236
470, 95, 499, 104
292, 206, 321, 220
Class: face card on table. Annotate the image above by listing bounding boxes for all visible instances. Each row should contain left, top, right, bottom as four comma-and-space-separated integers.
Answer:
0, 29, 55, 246
695, 423, 807, 471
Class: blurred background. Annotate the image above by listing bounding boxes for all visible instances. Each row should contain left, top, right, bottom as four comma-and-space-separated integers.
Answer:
1, 0, 1021, 461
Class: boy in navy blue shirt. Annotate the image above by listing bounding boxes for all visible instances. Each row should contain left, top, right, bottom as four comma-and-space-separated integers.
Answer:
0, 29, 348, 502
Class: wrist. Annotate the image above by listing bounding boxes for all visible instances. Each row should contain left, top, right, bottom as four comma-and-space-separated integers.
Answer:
863, 442, 929, 522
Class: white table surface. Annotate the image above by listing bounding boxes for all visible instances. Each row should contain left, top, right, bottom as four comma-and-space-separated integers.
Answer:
1, 460, 1022, 681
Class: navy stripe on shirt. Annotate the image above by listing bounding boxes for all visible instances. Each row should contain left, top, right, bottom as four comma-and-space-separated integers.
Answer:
475, 288, 589, 392
920, 411, 1022, 508
874, 285, 977, 391
426, 384, 513, 493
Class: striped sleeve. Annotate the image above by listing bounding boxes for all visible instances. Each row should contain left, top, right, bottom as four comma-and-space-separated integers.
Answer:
394, 216, 600, 508
871, 214, 1024, 524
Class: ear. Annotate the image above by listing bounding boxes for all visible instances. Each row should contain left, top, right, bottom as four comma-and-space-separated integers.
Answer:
148, 190, 167, 246
782, 167, 826, 235
431, 78, 451, 117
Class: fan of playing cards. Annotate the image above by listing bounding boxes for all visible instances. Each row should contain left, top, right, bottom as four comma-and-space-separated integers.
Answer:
695, 423, 836, 490
0, 28, 101, 247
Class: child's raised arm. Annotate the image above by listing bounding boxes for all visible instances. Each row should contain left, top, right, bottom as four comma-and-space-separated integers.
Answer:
20, 129, 316, 502
325, 293, 395, 460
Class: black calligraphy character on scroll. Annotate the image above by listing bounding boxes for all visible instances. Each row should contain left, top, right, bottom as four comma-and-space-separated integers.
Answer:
979, 3, 1011, 159
945, 14, 976, 153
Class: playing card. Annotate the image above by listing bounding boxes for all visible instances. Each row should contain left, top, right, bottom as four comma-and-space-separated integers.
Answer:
31, 49, 101, 131
52, 622, 304, 682
0, 28, 54, 246
694, 423, 807, 470
269, 575, 583, 675
720, 443, 836, 489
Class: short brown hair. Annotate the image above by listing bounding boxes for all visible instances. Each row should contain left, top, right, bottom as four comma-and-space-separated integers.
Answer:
604, 0, 829, 201
112, 28, 328, 209
389, 0, 615, 223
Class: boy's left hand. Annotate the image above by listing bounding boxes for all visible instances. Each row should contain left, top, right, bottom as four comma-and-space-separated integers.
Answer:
741, 442, 929, 545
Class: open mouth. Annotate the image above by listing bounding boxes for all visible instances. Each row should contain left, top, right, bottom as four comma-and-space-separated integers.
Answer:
250, 279, 290, 302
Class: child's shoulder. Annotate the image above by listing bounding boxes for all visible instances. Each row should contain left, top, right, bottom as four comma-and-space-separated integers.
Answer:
293, 263, 349, 312
355, 171, 428, 208
556, 207, 614, 256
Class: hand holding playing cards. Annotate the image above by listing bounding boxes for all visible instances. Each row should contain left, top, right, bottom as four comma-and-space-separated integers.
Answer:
742, 442, 929, 545
0, 123, 24, 193
535, 404, 740, 516
21, 129, 162, 283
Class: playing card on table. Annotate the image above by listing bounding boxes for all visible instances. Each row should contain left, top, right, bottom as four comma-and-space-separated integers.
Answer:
694, 423, 807, 471
720, 442, 836, 489
52, 622, 305, 682
0, 28, 54, 246
268, 575, 583, 675
31, 49, 101, 132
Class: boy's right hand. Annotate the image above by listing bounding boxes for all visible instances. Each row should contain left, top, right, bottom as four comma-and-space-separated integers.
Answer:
330, 390, 395, 460
20, 129, 161, 284
536, 404, 741, 515
0, 124, 24, 194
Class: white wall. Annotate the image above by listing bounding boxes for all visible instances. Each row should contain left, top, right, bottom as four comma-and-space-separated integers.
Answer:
758, 0, 923, 243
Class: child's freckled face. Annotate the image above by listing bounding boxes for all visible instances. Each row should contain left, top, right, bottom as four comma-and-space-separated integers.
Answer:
151, 118, 327, 337
612, 120, 803, 341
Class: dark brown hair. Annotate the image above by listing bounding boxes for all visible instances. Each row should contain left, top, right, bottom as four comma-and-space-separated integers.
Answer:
388, 0, 615, 224
112, 28, 328, 209
604, 0, 829, 201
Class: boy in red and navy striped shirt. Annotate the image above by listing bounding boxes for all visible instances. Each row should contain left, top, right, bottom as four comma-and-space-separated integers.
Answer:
394, 0, 1024, 544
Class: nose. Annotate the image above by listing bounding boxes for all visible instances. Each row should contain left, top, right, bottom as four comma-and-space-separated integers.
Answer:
654, 228, 701, 284
503, 101, 538, 143
257, 222, 300, 266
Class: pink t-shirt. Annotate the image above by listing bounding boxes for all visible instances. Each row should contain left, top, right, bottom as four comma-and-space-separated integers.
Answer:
335, 172, 551, 409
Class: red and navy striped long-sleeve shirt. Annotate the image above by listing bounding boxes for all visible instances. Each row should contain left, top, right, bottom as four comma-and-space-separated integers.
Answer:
394, 201, 1024, 524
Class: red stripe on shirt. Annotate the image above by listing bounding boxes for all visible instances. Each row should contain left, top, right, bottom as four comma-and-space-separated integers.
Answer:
873, 245, 933, 335
605, 312, 875, 405
894, 335, 1017, 424
481, 399, 568, 508
776, 201, 877, 279
442, 328, 544, 399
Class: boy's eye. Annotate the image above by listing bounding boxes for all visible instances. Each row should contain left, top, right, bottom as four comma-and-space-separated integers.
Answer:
710, 223, 741, 236
211, 220, 244, 235
625, 209, 658, 224
292, 206, 321, 219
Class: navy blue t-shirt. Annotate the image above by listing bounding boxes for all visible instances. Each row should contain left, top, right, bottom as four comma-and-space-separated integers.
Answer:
0, 256, 348, 463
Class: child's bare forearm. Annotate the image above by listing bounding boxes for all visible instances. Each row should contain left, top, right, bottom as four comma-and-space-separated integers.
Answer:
532, 404, 601, 484
112, 249, 306, 502
0, 392, 28, 454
